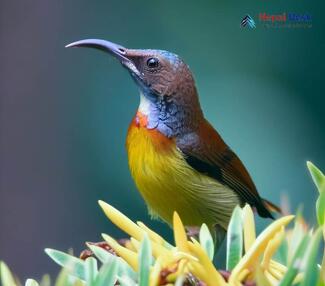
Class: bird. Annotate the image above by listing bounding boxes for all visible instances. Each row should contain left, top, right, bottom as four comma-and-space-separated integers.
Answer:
66, 39, 280, 245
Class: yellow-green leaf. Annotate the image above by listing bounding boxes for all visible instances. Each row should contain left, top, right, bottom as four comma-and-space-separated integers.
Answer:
25, 279, 39, 286
0, 262, 17, 286
307, 161, 325, 193
300, 228, 323, 286
316, 190, 325, 226
226, 206, 243, 271
84, 257, 98, 285
45, 249, 85, 281
199, 224, 214, 261
279, 234, 309, 286
138, 234, 152, 286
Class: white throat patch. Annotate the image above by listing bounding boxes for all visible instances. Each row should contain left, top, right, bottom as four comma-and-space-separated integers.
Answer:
138, 92, 151, 116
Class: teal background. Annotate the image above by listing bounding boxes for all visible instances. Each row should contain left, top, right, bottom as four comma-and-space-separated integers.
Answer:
0, 0, 324, 280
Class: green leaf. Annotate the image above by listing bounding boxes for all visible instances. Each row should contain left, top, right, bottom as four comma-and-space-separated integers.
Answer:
287, 211, 306, 264
45, 249, 86, 281
274, 236, 288, 265
317, 278, 325, 286
25, 279, 39, 286
279, 234, 309, 286
54, 270, 69, 286
300, 228, 323, 286
0, 262, 17, 286
86, 244, 115, 264
226, 206, 243, 271
316, 190, 325, 226
138, 234, 152, 286
307, 161, 325, 192
307, 162, 325, 226
54, 270, 83, 286
199, 224, 214, 261
85, 257, 98, 285
117, 258, 137, 281
87, 244, 136, 280
117, 275, 135, 286
39, 275, 50, 286
94, 261, 118, 286
318, 257, 325, 286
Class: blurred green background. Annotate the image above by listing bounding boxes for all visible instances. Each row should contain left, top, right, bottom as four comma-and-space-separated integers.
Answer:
0, 0, 324, 280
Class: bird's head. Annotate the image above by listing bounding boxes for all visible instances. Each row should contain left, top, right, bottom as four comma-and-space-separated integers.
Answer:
66, 39, 204, 137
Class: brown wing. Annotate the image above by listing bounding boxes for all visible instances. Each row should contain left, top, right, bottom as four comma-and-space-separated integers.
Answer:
176, 119, 274, 218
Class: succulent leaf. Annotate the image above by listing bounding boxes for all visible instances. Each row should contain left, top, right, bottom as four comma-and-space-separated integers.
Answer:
226, 206, 243, 271
199, 224, 214, 261
138, 234, 152, 286
44, 249, 86, 281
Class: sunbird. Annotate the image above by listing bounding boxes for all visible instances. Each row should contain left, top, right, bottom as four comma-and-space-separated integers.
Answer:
66, 39, 280, 244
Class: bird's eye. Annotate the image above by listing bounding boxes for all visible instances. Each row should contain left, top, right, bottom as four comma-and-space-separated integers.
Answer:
146, 57, 159, 68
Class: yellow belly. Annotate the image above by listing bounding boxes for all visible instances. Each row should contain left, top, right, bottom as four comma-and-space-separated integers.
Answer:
126, 121, 240, 229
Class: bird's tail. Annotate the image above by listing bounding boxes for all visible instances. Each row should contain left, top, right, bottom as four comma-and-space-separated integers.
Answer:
263, 199, 282, 215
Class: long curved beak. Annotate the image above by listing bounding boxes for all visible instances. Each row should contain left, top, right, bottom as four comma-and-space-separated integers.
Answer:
66, 39, 128, 61
65, 39, 140, 76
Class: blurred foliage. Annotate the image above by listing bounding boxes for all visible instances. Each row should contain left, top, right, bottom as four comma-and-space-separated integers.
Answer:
1, 161, 324, 286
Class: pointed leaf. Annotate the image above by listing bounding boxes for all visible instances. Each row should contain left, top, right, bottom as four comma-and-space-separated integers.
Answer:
117, 275, 135, 286
116, 258, 137, 281
87, 244, 115, 264
54, 270, 69, 286
0, 262, 17, 286
229, 215, 294, 283
87, 244, 135, 279
173, 212, 189, 252
94, 260, 118, 286
316, 190, 325, 226
242, 204, 256, 253
300, 228, 323, 286
307, 161, 325, 192
199, 224, 214, 261
45, 249, 86, 281
138, 234, 152, 286
287, 212, 306, 264
274, 235, 288, 265
39, 275, 50, 286
102, 234, 138, 271
279, 234, 309, 286
321, 236, 325, 284
25, 279, 39, 286
85, 257, 98, 285
98, 200, 144, 241
226, 206, 243, 271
